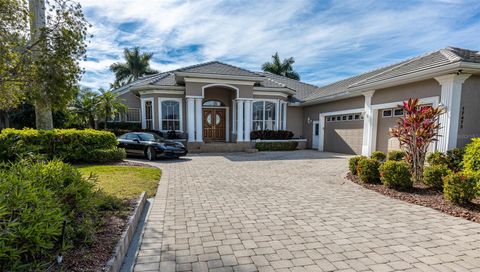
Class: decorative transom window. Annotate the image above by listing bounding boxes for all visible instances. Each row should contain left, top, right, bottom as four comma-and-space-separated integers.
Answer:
160, 99, 182, 131
203, 100, 225, 107
252, 101, 276, 130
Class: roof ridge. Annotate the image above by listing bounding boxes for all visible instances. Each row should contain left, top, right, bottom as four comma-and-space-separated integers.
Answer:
262, 71, 319, 88
440, 48, 462, 62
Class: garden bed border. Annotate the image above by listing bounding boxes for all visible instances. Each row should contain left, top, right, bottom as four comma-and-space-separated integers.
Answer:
104, 191, 147, 272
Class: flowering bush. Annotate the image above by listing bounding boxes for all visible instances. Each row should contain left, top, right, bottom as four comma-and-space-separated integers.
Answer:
443, 172, 478, 204
390, 98, 444, 182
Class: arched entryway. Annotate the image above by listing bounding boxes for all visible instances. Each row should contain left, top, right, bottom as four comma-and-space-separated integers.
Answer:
202, 85, 237, 142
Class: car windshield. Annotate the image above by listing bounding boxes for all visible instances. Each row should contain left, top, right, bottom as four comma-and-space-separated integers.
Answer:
137, 133, 162, 142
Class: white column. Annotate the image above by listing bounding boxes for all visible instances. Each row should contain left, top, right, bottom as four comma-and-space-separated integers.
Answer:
195, 98, 203, 142
282, 102, 287, 130
237, 100, 244, 142
435, 74, 471, 152
186, 97, 195, 142
244, 100, 251, 142
275, 100, 280, 130
361, 90, 375, 156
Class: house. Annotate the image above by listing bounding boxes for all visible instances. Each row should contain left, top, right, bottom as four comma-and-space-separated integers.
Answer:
112, 46, 480, 155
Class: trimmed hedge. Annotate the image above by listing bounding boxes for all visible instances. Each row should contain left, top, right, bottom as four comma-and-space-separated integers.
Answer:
250, 130, 294, 140
357, 158, 380, 183
0, 128, 123, 163
255, 141, 298, 151
379, 160, 412, 190
349, 156, 367, 175
423, 164, 450, 190
387, 150, 405, 161
371, 151, 386, 162
84, 148, 126, 163
443, 172, 478, 204
445, 148, 465, 172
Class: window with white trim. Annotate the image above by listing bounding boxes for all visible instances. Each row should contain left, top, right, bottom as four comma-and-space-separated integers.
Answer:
252, 101, 276, 130
160, 100, 181, 131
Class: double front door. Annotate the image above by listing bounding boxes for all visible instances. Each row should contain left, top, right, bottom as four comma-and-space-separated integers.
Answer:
203, 108, 226, 142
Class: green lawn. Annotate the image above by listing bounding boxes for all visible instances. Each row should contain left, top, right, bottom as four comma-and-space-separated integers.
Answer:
78, 165, 161, 199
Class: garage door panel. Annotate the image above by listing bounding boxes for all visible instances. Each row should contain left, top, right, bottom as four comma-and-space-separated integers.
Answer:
324, 119, 363, 155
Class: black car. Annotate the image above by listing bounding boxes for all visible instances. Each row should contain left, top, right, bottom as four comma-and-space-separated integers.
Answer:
117, 132, 188, 160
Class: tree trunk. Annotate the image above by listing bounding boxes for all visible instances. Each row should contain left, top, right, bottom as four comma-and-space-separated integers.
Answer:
35, 99, 53, 130
30, 0, 53, 129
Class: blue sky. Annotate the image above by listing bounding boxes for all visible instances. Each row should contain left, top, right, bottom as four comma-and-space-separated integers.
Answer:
77, 0, 480, 89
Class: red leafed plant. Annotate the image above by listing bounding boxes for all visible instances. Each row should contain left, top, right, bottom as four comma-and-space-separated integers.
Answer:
390, 98, 444, 182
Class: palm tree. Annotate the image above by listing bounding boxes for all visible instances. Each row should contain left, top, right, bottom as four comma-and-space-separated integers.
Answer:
97, 88, 127, 129
109, 47, 159, 86
262, 52, 300, 80
71, 88, 100, 128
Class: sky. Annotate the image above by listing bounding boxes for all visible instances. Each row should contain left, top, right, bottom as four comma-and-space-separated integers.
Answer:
77, 0, 480, 90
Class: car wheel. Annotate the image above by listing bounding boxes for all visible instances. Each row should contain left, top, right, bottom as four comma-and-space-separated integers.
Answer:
146, 146, 156, 161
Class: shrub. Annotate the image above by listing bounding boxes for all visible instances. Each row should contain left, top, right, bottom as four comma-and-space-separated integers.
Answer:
427, 151, 447, 166
250, 130, 294, 140
349, 156, 367, 175
387, 150, 405, 161
255, 141, 298, 151
379, 160, 412, 190
423, 164, 450, 190
371, 151, 386, 162
0, 128, 120, 163
357, 158, 380, 183
0, 163, 65, 270
0, 159, 103, 270
82, 148, 126, 163
463, 138, 480, 176
443, 172, 478, 204
445, 148, 465, 172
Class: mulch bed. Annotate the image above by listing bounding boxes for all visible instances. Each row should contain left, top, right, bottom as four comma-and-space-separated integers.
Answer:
347, 173, 480, 223
61, 199, 137, 271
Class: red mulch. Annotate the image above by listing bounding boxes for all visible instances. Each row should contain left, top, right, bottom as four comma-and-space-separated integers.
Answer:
61, 199, 136, 271
347, 173, 480, 223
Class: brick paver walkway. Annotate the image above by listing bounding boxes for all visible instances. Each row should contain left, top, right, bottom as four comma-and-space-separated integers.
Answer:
133, 151, 480, 272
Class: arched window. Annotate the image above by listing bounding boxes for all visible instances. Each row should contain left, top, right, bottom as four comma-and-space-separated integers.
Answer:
203, 100, 225, 107
252, 101, 276, 130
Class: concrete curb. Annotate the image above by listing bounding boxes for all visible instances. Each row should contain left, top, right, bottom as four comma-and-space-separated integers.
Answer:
104, 192, 147, 272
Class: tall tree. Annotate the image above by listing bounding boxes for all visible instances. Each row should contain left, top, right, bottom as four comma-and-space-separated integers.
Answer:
0, 0, 89, 129
97, 89, 126, 129
110, 47, 159, 86
262, 52, 300, 80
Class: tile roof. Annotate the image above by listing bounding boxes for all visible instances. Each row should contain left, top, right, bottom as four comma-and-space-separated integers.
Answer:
176, 61, 260, 77
113, 47, 480, 104
303, 46, 480, 102
113, 61, 317, 96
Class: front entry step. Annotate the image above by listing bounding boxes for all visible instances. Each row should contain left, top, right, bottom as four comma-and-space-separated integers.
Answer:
187, 142, 254, 153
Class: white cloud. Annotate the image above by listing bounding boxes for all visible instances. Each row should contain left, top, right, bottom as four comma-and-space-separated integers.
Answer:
77, 0, 480, 89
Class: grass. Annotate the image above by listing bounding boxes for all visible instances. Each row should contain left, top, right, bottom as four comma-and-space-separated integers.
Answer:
78, 165, 161, 199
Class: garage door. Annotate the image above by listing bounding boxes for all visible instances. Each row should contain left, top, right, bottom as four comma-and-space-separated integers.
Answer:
324, 113, 364, 155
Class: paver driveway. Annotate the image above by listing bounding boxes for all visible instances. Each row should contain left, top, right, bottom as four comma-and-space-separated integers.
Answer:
133, 151, 480, 272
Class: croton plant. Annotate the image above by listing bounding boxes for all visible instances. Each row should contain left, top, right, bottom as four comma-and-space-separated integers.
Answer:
390, 98, 444, 182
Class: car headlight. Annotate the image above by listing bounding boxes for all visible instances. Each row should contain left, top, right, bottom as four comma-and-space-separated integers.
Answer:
174, 142, 184, 148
